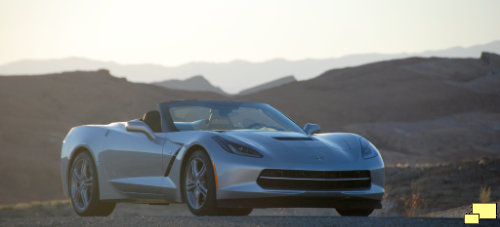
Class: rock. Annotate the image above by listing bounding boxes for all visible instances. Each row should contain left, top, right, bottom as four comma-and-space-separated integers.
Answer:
480, 52, 500, 66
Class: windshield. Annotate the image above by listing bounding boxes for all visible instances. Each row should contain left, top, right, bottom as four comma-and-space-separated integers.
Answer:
167, 102, 304, 133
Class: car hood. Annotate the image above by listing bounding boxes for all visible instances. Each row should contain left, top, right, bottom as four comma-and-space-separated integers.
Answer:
219, 130, 359, 165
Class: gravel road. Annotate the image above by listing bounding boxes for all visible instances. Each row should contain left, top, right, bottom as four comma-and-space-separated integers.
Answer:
2, 216, 499, 227
1, 202, 499, 226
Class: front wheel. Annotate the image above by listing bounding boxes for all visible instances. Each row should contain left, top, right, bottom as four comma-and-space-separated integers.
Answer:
69, 152, 115, 216
182, 150, 253, 216
183, 150, 218, 216
336, 208, 373, 216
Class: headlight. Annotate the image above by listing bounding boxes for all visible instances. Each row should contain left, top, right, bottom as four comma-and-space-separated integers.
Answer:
361, 139, 378, 159
213, 136, 263, 158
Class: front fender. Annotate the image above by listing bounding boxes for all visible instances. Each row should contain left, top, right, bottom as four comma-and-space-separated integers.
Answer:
161, 131, 223, 202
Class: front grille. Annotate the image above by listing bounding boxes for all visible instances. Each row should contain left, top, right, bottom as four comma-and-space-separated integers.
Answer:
257, 169, 371, 190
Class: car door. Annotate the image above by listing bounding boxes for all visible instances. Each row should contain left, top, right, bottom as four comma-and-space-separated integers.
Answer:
99, 124, 166, 195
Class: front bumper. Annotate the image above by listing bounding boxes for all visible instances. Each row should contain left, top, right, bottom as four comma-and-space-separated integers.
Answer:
215, 165, 384, 208
216, 175, 384, 201
212, 145, 385, 208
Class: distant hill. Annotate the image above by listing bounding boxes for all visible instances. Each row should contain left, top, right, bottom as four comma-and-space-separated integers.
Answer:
153, 75, 226, 94
238, 75, 296, 95
0, 40, 499, 93
419, 41, 500, 57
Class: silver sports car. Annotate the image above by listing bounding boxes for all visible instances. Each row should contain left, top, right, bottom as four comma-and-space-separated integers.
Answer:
61, 100, 384, 216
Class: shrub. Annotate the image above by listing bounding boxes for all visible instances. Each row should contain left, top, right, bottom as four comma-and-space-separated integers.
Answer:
479, 186, 491, 203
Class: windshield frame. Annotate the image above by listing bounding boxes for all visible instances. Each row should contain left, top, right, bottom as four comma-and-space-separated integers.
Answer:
158, 100, 305, 134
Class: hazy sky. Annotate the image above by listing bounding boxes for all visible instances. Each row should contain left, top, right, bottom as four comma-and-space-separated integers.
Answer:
1, 0, 499, 66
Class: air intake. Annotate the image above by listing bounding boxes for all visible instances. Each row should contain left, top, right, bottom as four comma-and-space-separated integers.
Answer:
257, 169, 371, 191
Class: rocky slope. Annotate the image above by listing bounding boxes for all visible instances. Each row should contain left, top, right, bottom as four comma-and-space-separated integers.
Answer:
153, 75, 226, 94
238, 75, 296, 95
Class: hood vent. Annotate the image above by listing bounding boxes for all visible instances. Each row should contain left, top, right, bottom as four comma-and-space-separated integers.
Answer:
273, 137, 313, 141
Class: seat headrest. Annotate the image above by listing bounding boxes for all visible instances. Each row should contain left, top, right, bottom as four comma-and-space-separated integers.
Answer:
141, 110, 162, 132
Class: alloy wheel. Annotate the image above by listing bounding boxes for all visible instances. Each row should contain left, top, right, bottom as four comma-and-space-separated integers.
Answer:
185, 158, 209, 209
71, 158, 94, 211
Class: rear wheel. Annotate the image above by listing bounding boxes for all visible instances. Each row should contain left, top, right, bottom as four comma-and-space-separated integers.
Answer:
69, 152, 115, 216
336, 208, 373, 216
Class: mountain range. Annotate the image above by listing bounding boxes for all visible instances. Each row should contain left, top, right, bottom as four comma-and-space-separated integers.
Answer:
0, 40, 499, 93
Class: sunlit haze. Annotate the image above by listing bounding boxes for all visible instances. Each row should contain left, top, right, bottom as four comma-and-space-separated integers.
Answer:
1, 0, 499, 67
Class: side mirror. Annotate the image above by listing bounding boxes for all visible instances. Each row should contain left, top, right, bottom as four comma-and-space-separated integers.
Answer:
126, 120, 156, 140
304, 123, 320, 135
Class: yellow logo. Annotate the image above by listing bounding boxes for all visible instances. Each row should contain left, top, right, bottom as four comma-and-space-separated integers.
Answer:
464, 203, 497, 224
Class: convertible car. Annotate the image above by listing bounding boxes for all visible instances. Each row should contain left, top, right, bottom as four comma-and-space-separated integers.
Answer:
61, 100, 384, 216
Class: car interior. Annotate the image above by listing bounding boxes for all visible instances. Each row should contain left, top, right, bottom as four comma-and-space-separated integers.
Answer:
141, 110, 162, 132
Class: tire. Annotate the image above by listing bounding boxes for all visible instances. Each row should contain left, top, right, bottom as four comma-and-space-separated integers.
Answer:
182, 150, 218, 216
69, 152, 115, 216
336, 208, 373, 216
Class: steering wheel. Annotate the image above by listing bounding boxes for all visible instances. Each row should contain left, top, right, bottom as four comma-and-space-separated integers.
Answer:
247, 122, 279, 130
247, 123, 282, 131
246, 122, 266, 129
